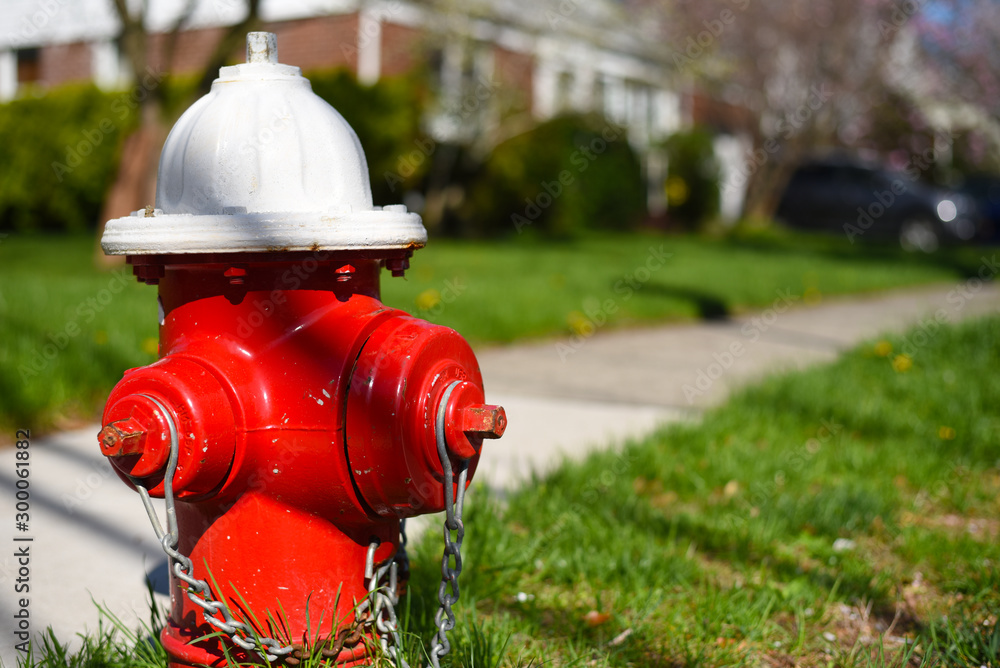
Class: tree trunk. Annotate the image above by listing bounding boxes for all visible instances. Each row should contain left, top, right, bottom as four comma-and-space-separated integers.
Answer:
94, 102, 167, 268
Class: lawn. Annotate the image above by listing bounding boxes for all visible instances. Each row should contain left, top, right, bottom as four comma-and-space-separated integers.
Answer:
385, 230, 993, 342
0, 229, 994, 436
396, 313, 1000, 667
21, 313, 1000, 667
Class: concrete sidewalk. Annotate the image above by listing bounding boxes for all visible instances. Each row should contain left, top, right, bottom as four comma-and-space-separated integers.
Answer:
475, 281, 999, 489
1, 281, 997, 666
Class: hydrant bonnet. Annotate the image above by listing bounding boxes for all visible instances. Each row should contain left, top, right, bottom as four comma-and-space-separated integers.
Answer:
102, 32, 426, 255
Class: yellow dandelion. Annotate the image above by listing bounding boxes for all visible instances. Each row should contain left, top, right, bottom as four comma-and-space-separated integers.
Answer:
892, 354, 912, 373
874, 340, 893, 357
938, 426, 956, 440
567, 311, 593, 336
142, 337, 159, 356
803, 286, 822, 306
665, 177, 689, 206
415, 288, 441, 311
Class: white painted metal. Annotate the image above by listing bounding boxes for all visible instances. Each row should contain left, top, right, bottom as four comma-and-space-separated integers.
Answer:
102, 32, 426, 255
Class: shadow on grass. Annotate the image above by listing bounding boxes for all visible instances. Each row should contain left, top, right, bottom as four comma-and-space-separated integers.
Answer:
641, 283, 730, 321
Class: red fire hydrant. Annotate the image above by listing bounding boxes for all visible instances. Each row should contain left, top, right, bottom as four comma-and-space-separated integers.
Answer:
98, 33, 505, 667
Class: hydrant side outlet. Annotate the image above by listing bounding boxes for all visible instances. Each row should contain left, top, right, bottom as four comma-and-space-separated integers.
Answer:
97, 33, 504, 667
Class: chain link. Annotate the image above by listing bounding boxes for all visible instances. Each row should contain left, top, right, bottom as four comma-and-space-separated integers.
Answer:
360, 538, 410, 666
132, 379, 472, 667
429, 380, 468, 668
133, 394, 296, 663
364, 379, 470, 668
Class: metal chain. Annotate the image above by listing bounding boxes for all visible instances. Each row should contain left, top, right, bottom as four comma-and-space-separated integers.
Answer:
132, 394, 296, 663
429, 380, 469, 668
131, 380, 472, 667
362, 379, 470, 668
360, 538, 410, 667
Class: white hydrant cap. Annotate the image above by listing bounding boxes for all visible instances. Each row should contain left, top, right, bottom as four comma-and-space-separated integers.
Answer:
102, 32, 427, 255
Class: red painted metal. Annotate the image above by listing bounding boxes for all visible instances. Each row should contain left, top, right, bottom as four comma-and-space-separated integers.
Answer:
99, 252, 497, 666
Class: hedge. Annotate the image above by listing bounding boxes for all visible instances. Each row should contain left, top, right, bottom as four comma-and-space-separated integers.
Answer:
460, 113, 646, 238
0, 75, 648, 239
0, 70, 428, 233
0, 83, 139, 232
660, 126, 722, 231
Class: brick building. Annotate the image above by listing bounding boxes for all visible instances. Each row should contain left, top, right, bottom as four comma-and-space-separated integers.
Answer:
5, 1, 765, 218
0, 0, 682, 147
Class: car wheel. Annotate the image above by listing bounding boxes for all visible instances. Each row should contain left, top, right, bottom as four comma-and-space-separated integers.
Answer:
899, 217, 939, 253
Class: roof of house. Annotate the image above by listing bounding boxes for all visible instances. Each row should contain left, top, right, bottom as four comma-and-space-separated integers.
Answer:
1, 0, 663, 63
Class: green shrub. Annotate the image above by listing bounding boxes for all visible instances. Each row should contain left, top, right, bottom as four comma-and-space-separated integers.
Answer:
0, 84, 138, 232
307, 69, 429, 206
660, 126, 721, 231
461, 113, 646, 239
0, 70, 427, 233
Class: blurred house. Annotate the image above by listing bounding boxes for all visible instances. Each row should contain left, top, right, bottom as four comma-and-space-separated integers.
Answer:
0, 0, 681, 142
0, 0, 696, 216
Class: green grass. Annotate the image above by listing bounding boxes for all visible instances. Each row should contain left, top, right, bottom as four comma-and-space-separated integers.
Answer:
0, 228, 994, 436
395, 312, 1000, 667
0, 235, 158, 436
385, 230, 995, 343
17, 314, 1000, 667
14, 587, 169, 668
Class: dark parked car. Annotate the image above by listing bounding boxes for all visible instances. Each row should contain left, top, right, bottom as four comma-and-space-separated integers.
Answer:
957, 173, 1000, 242
775, 158, 984, 251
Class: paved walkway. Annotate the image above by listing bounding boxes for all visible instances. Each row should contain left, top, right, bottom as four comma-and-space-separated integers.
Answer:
1, 281, 997, 665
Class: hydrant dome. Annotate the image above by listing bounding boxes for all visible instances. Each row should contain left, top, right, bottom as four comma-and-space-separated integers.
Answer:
102, 32, 426, 255
156, 69, 373, 217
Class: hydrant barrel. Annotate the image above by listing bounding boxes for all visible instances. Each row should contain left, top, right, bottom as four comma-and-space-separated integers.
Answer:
97, 32, 504, 666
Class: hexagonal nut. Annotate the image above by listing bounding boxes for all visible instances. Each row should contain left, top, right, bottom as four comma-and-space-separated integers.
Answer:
98, 417, 147, 457
459, 405, 507, 439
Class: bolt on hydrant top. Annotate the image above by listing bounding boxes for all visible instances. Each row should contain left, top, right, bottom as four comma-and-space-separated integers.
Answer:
102, 32, 427, 255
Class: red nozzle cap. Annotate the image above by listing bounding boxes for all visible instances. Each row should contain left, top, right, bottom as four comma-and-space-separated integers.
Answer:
444, 381, 506, 459
98, 394, 173, 479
